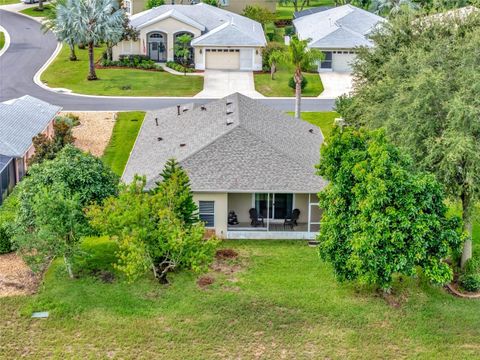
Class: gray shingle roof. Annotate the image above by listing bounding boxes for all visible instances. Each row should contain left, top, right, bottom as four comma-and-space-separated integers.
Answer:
0, 96, 61, 157
131, 3, 266, 47
123, 93, 327, 193
293, 4, 384, 49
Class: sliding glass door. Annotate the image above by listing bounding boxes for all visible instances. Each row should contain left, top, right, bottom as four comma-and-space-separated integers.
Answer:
254, 193, 293, 220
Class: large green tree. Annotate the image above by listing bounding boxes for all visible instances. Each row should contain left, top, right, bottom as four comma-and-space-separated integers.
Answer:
336, 11, 480, 268
317, 127, 461, 290
12, 145, 118, 277
88, 163, 217, 283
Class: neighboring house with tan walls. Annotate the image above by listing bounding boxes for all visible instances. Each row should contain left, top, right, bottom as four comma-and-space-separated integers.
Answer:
123, 94, 327, 239
0, 96, 61, 205
112, 3, 266, 71
123, 0, 276, 16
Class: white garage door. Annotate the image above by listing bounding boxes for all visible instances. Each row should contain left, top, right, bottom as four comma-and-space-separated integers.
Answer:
206, 49, 240, 70
332, 52, 357, 72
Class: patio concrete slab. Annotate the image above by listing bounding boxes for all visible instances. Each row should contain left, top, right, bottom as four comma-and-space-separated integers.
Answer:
195, 70, 264, 99
318, 72, 353, 99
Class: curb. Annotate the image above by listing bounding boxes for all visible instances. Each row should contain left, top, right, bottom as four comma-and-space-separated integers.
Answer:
0, 25, 11, 58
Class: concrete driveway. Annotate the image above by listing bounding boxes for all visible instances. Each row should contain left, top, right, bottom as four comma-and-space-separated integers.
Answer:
195, 70, 264, 99
318, 72, 353, 99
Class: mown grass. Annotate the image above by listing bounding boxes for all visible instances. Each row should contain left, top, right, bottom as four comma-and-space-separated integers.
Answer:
20, 4, 53, 17
276, 0, 335, 19
41, 44, 203, 97
0, 32, 4, 51
289, 111, 339, 140
0, 0, 20, 5
102, 111, 145, 176
1, 239, 479, 359
255, 67, 324, 97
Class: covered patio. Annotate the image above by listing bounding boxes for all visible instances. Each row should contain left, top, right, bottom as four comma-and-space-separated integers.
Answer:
225, 192, 322, 239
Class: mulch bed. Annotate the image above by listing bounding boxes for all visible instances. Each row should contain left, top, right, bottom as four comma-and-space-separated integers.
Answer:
0, 253, 41, 297
215, 249, 238, 260
445, 283, 480, 299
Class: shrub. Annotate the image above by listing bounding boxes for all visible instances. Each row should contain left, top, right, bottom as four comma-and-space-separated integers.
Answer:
459, 273, 480, 292
102, 55, 163, 71
288, 76, 308, 90
463, 257, 480, 275
284, 26, 295, 37
0, 227, 12, 254
0, 191, 20, 254
145, 0, 164, 9
262, 42, 284, 70
166, 61, 195, 73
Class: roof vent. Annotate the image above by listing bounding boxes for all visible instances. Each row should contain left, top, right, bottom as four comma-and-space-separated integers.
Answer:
155, 118, 158, 126
157, 137, 163, 141
180, 143, 186, 147
226, 119, 234, 126
201, 105, 207, 111
177, 105, 181, 115
182, 107, 188, 113
226, 110, 234, 115
309, 129, 314, 133
226, 101, 233, 106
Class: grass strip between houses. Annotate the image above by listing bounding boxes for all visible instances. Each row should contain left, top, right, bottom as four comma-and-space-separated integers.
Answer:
102, 111, 145, 176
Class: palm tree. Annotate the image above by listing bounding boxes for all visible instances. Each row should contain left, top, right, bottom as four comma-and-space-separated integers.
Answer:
267, 49, 284, 80
285, 36, 324, 119
60, 0, 125, 80
43, 0, 78, 61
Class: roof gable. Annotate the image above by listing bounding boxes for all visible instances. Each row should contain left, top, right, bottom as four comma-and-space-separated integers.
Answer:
293, 4, 384, 49
191, 23, 265, 47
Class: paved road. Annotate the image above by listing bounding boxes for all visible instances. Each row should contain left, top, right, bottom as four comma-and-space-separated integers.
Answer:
0, 10, 335, 111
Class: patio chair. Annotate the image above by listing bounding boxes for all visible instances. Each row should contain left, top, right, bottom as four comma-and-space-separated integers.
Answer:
249, 208, 264, 227
284, 209, 300, 230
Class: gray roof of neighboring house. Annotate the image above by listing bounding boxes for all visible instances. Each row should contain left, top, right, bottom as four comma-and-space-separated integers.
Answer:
293, 4, 385, 49
0, 96, 61, 157
122, 93, 327, 193
130, 3, 266, 47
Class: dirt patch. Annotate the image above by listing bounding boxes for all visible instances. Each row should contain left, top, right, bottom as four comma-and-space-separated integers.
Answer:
215, 249, 238, 260
0, 253, 40, 297
197, 276, 215, 288
61, 111, 116, 156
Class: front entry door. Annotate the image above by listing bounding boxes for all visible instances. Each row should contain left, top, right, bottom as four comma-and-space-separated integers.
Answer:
147, 32, 166, 62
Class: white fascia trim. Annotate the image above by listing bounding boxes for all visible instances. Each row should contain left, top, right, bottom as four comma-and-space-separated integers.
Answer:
136, 10, 205, 31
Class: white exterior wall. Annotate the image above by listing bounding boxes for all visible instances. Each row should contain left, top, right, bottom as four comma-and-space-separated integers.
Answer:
193, 192, 228, 239
228, 193, 253, 223
194, 46, 263, 71
112, 17, 201, 61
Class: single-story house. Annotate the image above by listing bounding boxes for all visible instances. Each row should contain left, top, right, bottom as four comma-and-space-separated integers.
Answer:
113, 3, 266, 71
293, 4, 384, 72
124, 0, 276, 16
122, 93, 327, 239
0, 96, 61, 205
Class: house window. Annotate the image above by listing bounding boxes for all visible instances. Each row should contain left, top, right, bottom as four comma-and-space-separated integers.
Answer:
124, 0, 132, 15
320, 51, 332, 69
199, 201, 215, 227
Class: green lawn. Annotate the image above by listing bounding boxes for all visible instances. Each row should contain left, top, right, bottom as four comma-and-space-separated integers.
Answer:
1, 239, 479, 358
20, 4, 53, 17
102, 111, 145, 176
41, 44, 204, 97
276, 0, 335, 19
255, 68, 324, 97
0, 0, 20, 5
0, 32, 4, 51
291, 111, 339, 139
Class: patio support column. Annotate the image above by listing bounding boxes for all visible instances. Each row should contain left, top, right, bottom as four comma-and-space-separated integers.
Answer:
308, 193, 311, 233
267, 193, 270, 232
